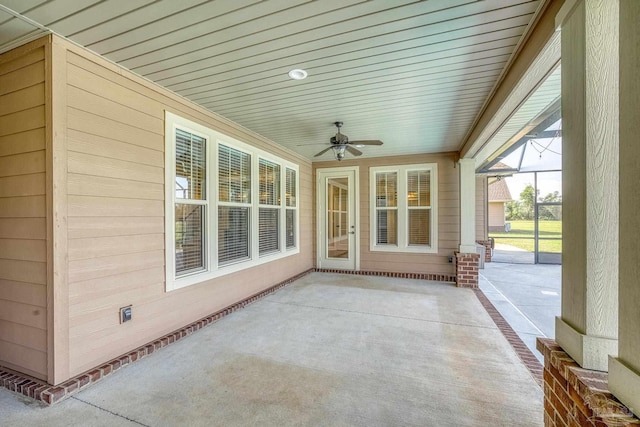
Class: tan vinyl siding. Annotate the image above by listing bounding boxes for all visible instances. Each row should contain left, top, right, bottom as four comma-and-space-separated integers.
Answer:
55, 37, 313, 377
0, 45, 48, 380
314, 153, 458, 276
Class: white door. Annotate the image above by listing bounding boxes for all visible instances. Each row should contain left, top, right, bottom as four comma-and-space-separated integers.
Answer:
317, 167, 359, 270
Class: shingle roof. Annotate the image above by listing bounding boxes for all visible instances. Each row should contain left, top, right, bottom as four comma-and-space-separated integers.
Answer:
488, 179, 513, 202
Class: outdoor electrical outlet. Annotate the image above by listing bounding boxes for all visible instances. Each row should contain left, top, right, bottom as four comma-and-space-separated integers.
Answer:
120, 305, 132, 324
448, 256, 453, 263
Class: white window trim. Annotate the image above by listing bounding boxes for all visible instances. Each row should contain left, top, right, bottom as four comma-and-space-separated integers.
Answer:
369, 163, 438, 254
165, 112, 299, 291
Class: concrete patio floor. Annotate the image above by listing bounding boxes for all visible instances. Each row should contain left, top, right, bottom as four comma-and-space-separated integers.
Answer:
480, 262, 561, 363
0, 273, 543, 426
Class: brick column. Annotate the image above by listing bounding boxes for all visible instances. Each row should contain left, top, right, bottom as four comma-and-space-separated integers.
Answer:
476, 240, 492, 263
454, 252, 479, 288
537, 338, 639, 427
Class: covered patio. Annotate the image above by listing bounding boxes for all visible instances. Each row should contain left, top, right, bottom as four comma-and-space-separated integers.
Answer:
0, 273, 542, 426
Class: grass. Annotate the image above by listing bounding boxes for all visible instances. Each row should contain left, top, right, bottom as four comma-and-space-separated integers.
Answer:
489, 220, 562, 253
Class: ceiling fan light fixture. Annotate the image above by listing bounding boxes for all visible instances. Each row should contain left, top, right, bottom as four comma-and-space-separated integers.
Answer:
332, 145, 346, 161
288, 68, 308, 80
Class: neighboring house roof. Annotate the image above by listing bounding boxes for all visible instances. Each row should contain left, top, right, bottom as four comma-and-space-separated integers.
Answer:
488, 179, 513, 202
488, 161, 516, 171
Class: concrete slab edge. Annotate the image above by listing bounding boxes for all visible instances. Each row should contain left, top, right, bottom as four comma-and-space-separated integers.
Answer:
474, 289, 544, 386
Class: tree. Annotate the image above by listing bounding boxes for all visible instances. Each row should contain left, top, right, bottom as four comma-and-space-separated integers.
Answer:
519, 184, 537, 220
538, 191, 562, 220
505, 200, 521, 220
540, 191, 561, 203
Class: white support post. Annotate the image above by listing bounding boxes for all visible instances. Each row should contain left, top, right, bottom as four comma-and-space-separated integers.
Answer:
608, 0, 640, 414
458, 158, 476, 254
555, 0, 619, 372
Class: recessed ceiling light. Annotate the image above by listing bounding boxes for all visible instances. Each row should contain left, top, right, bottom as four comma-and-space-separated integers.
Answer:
288, 69, 308, 80
355, 144, 365, 148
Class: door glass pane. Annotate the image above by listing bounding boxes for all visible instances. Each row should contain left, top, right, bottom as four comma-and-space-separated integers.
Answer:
327, 178, 349, 259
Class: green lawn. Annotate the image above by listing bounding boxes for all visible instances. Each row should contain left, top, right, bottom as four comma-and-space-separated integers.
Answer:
489, 220, 562, 253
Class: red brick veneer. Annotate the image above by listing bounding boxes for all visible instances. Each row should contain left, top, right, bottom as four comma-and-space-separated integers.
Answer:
537, 338, 640, 426
476, 240, 493, 262
454, 252, 480, 288
314, 268, 455, 282
474, 289, 543, 385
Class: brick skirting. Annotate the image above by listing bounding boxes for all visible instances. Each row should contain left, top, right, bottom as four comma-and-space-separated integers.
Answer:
454, 252, 480, 288
474, 289, 543, 385
537, 338, 640, 427
314, 268, 456, 282
0, 267, 456, 405
476, 240, 493, 262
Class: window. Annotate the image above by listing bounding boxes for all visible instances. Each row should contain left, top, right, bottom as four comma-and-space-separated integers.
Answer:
165, 112, 299, 290
218, 145, 251, 265
259, 159, 280, 255
174, 129, 207, 276
285, 168, 297, 249
370, 164, 437, 253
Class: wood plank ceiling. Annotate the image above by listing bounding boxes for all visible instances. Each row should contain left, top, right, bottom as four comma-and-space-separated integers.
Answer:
0, 0, 543, 161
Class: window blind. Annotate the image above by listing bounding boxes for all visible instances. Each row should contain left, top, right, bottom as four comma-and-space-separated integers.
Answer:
218, 145, 251, 264
175, 204, 205, 273
409, 210, 430, 245
219, 144, 251, 203
259, 159, 280, 205
218, 206, 250, 264
259, 208, 279, 254
408, 171, 430, 206
375, 172, 398, 245
286, 168, 296, 207
174, 128, 207, 276
408, 170, 430, 246
286, 209, 295, 249
286, 168, 296, 249
175, 129, 206, 200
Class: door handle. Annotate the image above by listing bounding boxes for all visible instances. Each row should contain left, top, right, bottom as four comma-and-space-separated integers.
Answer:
349, 231, 355, 234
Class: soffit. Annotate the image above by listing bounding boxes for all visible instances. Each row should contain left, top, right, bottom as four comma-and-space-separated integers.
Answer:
0, 0, 543, 161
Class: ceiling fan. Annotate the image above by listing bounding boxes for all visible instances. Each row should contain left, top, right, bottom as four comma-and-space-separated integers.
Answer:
314, 122, 383, 161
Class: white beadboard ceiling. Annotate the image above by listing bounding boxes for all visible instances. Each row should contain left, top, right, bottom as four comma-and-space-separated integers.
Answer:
0, 0, 546, 161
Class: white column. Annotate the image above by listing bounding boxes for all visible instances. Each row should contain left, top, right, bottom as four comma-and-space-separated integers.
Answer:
608, 0, 640, 413
555, 0, 618, 372
458, 158, 476, 253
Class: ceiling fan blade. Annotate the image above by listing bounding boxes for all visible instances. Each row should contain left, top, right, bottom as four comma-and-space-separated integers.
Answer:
350, 140, 383, 146
314, 146, 334, 157
345, 145, 362, 156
